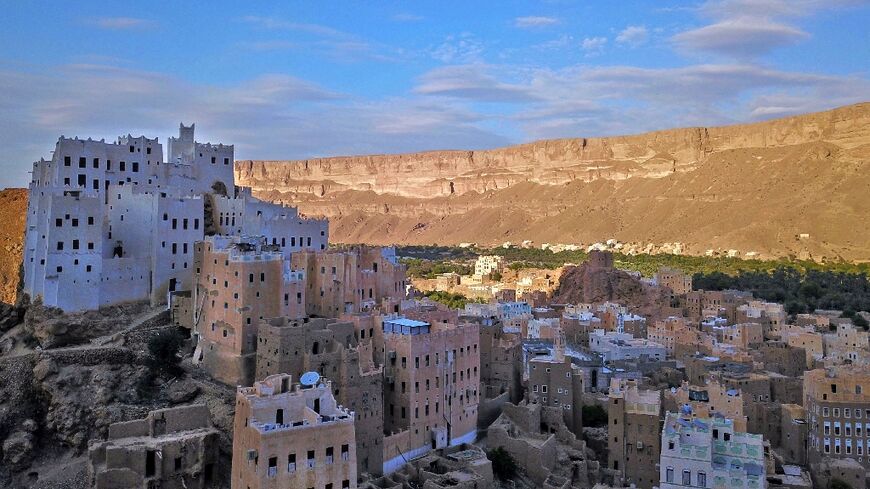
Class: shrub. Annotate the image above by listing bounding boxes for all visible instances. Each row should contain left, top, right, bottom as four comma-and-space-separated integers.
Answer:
488, 447, 518, 481
830, 478, 852, 489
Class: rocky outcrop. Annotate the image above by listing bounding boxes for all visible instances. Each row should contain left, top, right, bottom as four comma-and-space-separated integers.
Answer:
236, 103, 870, 261
551, 263, 673, 321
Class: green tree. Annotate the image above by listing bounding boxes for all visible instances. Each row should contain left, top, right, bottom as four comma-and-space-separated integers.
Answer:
488, 447, 518, 481
146, 327, 186, 377
582, 404, 608, 427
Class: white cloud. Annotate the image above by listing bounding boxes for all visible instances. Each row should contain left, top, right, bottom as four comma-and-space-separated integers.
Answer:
616, 25, 649, 46
240, 16, 346, 37
581, 37, 608, 56
700, 0, 865, 19
410, 62, 870, 139
674, 0, 865, 60
430, 34, 485, 63
414, 65, 538, 102
673, 18, 809, 58
0, 63, 511, 188
88, 17, 154, 30
514, 16, 560, 28
238, 16, 402, 62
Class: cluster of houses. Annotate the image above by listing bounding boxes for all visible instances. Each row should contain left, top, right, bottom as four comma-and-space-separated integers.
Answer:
22, 126, 870, 489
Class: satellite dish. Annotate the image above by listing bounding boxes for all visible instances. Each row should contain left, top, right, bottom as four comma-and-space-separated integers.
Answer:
300, 371, 320, 387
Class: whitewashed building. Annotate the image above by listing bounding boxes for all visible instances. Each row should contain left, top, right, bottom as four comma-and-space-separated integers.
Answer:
23, 123, 328, 312
659, 410, 767, 489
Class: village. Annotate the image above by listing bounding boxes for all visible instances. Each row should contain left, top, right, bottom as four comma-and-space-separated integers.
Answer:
8, 124, 870, 489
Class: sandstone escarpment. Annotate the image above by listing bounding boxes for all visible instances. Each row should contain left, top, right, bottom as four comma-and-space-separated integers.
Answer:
236, 103, 870, 262
236, 103, 870, 199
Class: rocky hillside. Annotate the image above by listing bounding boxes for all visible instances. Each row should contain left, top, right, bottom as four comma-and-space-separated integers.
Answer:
236, 103, 870, 262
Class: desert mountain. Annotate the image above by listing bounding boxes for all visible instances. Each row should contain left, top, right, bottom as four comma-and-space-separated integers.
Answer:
235, 102, 870, 262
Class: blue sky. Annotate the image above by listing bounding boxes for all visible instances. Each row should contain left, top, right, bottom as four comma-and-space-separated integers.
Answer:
1, 0, 869, 188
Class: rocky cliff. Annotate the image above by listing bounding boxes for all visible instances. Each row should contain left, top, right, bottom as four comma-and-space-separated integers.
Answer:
0, 189, 26, 304
236, 103, 870, 261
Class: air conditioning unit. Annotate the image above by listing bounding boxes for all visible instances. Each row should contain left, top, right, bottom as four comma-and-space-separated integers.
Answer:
637, 441, 644, 450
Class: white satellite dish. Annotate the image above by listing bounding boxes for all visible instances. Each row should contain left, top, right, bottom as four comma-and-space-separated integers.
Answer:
300, 371, 320, 387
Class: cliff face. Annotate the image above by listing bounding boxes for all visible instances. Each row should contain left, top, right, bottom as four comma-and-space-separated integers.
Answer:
236, 103, 870, 262
0, 189, 27, 304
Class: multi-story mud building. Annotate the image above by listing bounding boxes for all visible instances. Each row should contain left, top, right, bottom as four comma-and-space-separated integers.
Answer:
232, 374, 357, 489
805, 366, 870, 470
659, 411, 767, 489
291, 246, 407, 317
380, 314, 480, 473
193, 235, 305, 386
608, 378, 662, 489
528, 333, 585, 435
23, 123, 326, 312
255, 316, 385, 475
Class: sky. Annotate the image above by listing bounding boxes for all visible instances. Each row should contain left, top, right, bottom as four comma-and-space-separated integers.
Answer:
1, 0, 869, 188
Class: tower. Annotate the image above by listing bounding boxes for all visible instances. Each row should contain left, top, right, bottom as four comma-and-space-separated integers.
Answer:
168, 122, 196, 164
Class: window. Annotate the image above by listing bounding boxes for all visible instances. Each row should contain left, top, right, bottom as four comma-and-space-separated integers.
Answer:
682, 470, 691, 486
78, 157, 86, 168
64, 156, 70, 166
698, 472, 706, 487
57, 241, 64, 251
132, 162, 139, 172
55, 218, 62, 227
93, 157, 99, 168
666, 467, 674, 483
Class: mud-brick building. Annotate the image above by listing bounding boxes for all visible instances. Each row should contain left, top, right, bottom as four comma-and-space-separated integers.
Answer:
232, 373, 357, 489
88, 404, 220, 489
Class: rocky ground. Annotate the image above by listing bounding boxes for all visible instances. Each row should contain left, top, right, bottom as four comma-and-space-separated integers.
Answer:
0, 301, 236, 488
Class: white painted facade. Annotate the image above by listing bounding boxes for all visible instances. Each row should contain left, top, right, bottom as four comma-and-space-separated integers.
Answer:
24, 123, 327, 312
659, 411, 766, 489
